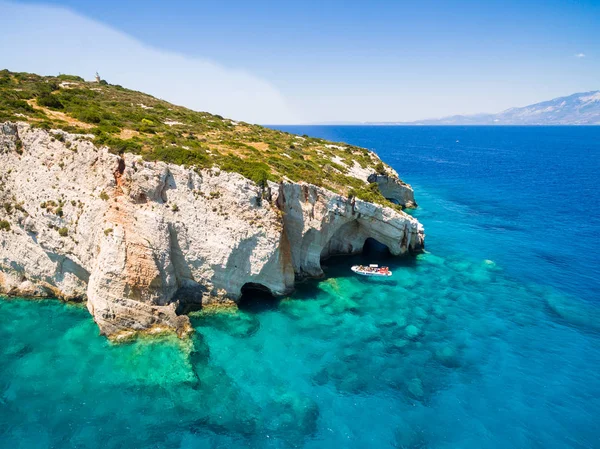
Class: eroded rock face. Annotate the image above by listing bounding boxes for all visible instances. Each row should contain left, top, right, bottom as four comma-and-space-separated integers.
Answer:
367, 173, 417, 208
0, 123, 424, 338
275, 183, 424, 278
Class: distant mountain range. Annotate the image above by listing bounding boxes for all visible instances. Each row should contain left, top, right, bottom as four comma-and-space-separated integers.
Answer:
373, 91, 600, 125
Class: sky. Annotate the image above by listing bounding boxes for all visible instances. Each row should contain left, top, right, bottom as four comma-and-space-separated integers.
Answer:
1, 0, 598, 124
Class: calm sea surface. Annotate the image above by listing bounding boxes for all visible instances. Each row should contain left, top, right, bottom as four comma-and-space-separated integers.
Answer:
1, 126, 599, 448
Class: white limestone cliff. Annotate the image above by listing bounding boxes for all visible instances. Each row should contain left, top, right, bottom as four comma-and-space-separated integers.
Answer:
0, 122, 424, 338
275, 183, 423, 278
367, 173, 417, 208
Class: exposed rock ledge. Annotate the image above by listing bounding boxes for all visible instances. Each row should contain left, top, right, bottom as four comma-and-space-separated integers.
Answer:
0, 123, 424, 338
367, 173, 417, 208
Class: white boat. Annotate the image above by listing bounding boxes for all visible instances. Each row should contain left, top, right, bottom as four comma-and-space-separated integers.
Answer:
351, 264, 392, 277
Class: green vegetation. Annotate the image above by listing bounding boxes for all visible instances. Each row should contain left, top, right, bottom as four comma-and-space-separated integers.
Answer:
0, 220, 10, 231
57, 74, 85, 82
374, 161, 387, 175
143, 146, 208, 166
219, 156, 271, 187
349, 183, 388, 204
0, 69, 401, 206
58, 227, 69, 237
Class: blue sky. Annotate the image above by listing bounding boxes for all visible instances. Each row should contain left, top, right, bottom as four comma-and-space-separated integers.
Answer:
2, 0, 599, 123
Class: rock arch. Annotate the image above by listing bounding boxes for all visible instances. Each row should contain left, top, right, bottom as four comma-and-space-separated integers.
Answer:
277, 182, 424, 280
320, 221, 392, 261
320, 220, 364, 260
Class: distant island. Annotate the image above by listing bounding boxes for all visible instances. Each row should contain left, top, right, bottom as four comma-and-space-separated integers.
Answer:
333, 91, 600, 126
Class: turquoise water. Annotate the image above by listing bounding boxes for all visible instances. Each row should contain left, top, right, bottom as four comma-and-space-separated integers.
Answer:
2, 126, 599, 448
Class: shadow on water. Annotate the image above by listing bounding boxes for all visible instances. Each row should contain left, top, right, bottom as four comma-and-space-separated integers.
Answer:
362, 237, 392, 259
321, 238, 419, 281
239, 239, 422, 312
238, 283, 281, 313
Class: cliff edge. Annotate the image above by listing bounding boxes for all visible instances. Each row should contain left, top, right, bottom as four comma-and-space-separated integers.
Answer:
0, 71, 424, 339
0, 123, 423, 338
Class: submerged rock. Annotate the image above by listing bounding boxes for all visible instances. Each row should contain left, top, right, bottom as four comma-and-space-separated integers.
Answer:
407, 377, 424, 399
405, 325, 422, 339
435, 345, 461, 368
414, 306, 429, 321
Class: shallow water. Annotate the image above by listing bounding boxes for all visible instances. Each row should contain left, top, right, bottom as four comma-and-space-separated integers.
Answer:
1, 126, 599, 448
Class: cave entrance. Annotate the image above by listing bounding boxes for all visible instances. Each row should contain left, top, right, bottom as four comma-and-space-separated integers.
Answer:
239, 283, 279, 312
362, 237, 391, 259
319, 220, 393, 269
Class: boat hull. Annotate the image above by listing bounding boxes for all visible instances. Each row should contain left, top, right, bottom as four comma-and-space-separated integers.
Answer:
351, 266, 393, 277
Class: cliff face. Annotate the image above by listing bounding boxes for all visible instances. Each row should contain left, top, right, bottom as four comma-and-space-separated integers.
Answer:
276, 183, 422, 278
367, 173, 417, 208
0, 123, 424, 338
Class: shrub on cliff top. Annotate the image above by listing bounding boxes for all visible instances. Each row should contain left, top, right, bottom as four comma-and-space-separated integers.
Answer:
348, 183, 387, 204
375, 162, 387, 175
219, 155, 271, 187
0, 73, 12, 87
73, 107, 103, 124
57, 74, 85, 82
37, 94, 64, 110
143, 146, 209, 167
94, 133, 142, 155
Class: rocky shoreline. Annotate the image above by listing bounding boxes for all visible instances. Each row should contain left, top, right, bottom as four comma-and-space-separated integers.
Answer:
0, 122, 424, 339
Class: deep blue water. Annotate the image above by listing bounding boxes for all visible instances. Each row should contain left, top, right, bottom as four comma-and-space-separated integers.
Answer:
1, 126, 599, 448
277, 126, 600, 304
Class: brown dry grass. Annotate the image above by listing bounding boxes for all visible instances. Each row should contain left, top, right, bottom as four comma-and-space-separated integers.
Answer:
245, 141, 269, 152
26, 99, 94, 129
119, 129, 140, 139
210, 144, 248, 158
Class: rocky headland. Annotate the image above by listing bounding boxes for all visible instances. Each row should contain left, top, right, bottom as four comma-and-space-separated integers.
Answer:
0, 71, 424, 339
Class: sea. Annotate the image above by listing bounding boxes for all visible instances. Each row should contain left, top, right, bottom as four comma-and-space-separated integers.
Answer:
1, 126, 599, 449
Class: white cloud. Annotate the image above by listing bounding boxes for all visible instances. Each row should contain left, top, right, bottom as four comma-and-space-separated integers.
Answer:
574, 53, 586, 58
0, 1, 300, 124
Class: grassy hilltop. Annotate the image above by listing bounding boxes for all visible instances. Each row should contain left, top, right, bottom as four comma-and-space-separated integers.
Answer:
0, 70, 398, 205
